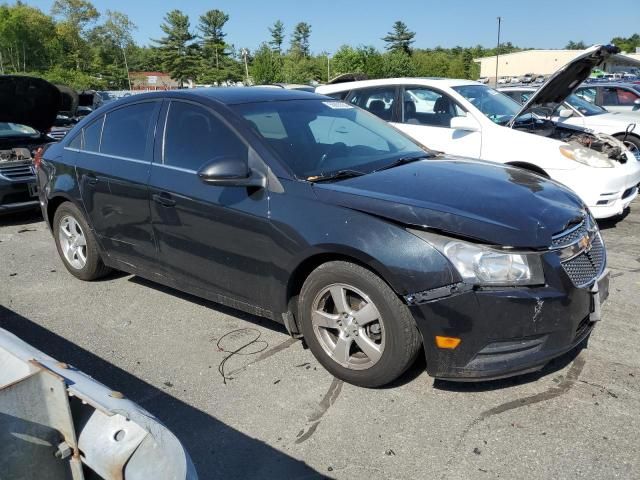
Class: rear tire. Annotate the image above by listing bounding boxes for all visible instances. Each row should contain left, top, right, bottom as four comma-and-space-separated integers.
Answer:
53, 202, 111, 281
298, 261, 422, 387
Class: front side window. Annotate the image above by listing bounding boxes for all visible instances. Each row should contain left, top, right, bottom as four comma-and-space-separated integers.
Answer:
163, 101, 247, 171
349, 87, 396, 121
614, 88, 639, 106
575, 87, 597, 104
232, 99, 427, 178
565, 94, 606, 116
403, 87, 465, 127
452, 84, 522, 125
100, 102, 156, 160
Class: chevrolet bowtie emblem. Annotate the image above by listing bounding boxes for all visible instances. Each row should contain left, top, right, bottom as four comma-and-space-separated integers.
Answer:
578, 234, 592, 252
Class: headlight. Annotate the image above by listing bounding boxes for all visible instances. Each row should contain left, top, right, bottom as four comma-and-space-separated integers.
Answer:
559, 145, 614, 168
410, 230, 545, 286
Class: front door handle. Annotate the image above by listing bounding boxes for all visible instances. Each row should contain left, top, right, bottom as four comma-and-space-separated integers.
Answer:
152, 192, 176, 207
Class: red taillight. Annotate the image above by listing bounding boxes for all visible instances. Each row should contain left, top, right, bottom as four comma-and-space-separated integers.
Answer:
33, 147, 44, 170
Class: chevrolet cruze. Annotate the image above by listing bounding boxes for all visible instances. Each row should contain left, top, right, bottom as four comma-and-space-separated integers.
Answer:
38, 88, 609, 387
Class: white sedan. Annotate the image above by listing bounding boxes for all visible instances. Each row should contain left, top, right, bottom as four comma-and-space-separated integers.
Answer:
499, 85, 640, 153
316, 45, 640, 220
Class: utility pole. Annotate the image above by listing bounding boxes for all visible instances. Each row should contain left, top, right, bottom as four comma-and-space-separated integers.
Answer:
241, 48, 250, 85
122, 46, 132, 91
495, 16, 502, 87
327, 54, 330, 82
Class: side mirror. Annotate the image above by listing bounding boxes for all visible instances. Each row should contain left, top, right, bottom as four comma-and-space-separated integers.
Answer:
450, 115, 480, 132
558, 109, 574, 119
198, 156, 266, 188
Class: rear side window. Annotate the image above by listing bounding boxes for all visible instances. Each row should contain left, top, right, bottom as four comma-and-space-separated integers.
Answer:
68, 132, 82, 149
163, 101, 248, 171
82, 116, 103, 152
349, 87, 396, 121
100, 102, 157, 160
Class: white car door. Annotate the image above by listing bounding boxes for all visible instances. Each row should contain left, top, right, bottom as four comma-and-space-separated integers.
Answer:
391, 86, 482, 157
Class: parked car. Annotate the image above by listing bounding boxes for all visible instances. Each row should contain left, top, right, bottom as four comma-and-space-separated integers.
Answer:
521, 73, 535, 84
575, 82, 640, 113
38, 88, 610, 386
316, 45, 640, 220
499, 85, 640, 152
533, 75, 546, 84
78, 89, 103, 110
477, 77, 489, 84
255, 83, 316, 92
0, 75, 59, 214
497, 76, 511, 84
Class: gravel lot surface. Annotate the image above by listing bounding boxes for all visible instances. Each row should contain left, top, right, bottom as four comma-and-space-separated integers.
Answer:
1, 201, 639, 479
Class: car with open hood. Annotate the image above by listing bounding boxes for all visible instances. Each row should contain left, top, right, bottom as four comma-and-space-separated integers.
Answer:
574, 82, 640, 114
0, 75, 60, 214
38, 88, 609, 387
316, 45, 640, 220
499, 85, 640, 153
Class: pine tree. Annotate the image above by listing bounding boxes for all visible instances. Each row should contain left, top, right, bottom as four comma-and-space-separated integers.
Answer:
269, 20, 285, 53
290, 22, 311, 57
382, 21, 415, 56
153, 10, 198, 87
199, 9, 229, 70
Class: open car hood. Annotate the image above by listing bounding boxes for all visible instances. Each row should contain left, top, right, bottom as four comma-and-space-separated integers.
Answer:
0, 75, 61, 132
55, 84, 79, 117
508, 45, 621, 126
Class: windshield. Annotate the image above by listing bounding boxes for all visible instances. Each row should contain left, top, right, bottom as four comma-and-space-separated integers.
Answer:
0, 122, 39, 138
452, 85, 522, 125
232, 99, 428, 179
565, 94, 607, 116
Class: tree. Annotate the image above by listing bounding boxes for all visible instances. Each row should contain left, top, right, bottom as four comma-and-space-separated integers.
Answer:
290, 22, 311, 57
382, 21, 415, 55
269, 20, 285, 53
198, 9, 229, 70
51, 0, 99, 69
153, 10, 198, 87
611, 33, 640, 53
381, 50, 415, 77
565, 40, 587, 50
251, 43, 283, 84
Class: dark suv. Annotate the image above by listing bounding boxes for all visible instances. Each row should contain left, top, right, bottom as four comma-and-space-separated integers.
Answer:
38, 88, 609, 387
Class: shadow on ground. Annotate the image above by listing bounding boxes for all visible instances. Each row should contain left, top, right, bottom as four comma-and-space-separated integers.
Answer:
0, 209, 43, 227
0, 305, 328, 480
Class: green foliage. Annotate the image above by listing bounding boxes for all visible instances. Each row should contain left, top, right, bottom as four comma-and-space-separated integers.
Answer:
290, 22, 311, 57
3, 1, 638, 91
153, 9, 199, 86
269, 20, 285, 53
382, 21, 415, 55
611, 33, 640, 53
565, 40, 587, 50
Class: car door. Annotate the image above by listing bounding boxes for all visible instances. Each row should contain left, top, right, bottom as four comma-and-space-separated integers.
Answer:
392, 86, 481, 157
148, 99, 272, 307
74, 100, 161, 270
601, 86, 640, 113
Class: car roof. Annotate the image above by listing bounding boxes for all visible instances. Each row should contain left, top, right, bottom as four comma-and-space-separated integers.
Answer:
579, 82, 637, 88
316, 77, 479, 93
104, 87, 326, 107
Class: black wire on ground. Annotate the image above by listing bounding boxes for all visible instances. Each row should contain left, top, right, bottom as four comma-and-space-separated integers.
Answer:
214, 328, 269, 384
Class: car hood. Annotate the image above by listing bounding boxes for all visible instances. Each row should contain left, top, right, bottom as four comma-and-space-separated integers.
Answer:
0, 75, 61, 132
55, 84, 79, 117
313, 158, 586, 249
509, 45, 621, 127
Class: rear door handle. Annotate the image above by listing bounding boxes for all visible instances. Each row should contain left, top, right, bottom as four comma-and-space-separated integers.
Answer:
86, 173, 98, 185
152, 192, 176, 207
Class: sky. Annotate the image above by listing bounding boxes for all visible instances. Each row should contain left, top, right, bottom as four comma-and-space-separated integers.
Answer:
27, 0, 640, 54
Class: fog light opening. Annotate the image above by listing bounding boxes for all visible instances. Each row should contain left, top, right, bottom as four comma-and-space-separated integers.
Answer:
435, 336, 461, 349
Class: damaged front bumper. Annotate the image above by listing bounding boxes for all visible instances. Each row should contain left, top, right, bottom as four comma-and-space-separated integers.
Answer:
0, 328, 198, 480
406, 270, 609, 381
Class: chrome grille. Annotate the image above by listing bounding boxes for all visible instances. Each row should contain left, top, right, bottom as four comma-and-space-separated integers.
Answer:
561, 234, 605, 287
0, 164, 34, 180
551, 215, 606, 288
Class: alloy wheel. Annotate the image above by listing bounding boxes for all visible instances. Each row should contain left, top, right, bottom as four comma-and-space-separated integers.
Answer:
58, 215, 88, 270
311, 283, 385, 370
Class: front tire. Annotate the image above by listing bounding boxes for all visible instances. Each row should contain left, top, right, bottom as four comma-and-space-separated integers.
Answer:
53, 202, 111, 281
298, 261, 422, 387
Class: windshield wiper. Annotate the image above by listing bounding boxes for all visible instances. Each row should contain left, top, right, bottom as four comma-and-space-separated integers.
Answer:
306, 169, 366, 182
373, 155, 429, 173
